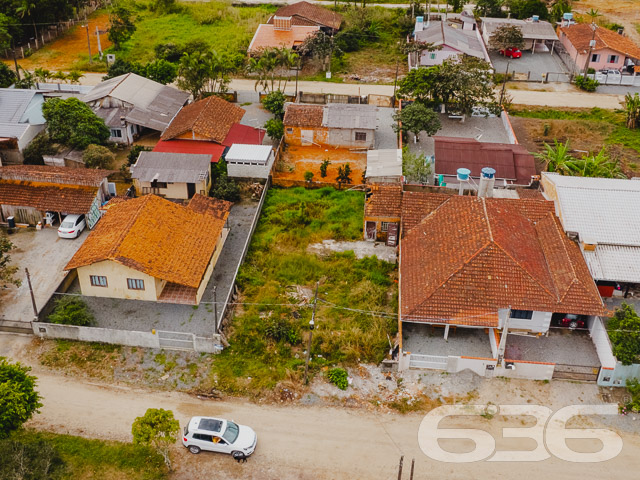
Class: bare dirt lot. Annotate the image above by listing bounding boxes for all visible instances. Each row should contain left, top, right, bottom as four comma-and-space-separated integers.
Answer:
274, 146, 366, 187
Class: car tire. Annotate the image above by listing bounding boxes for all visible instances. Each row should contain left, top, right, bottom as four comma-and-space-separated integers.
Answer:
188, 445, 201, 454
569, 321, 578, 329
232, 451, 246, 460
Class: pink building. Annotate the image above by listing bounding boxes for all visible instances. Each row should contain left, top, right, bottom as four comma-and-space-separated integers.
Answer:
558, 23, 640, 72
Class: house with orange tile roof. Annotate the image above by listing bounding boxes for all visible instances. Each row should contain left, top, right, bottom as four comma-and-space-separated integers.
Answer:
248, 17, 319, 54
65, 194, 231, 305
267, 1, 343, 33
558, 23, 640, 72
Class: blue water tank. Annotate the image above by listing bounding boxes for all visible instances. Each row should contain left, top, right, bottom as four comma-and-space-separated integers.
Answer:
563, 12, 573, 20
416, 16, 424, 22
532, 15, 539, 22
456, 168, 471, 181
481, 167, 496, 179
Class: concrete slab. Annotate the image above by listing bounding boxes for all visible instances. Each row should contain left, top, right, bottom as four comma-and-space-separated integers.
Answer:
0, 227, 88, 323
490, 50, 571, 82
306, 240, 397, 263
505, 330, 600, 366
402, 322, 494, 358
375, 107, 399, 150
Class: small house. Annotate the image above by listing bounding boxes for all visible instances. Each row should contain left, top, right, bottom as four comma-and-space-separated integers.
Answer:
131, 152, 211, 200
83, 73, 190, 144
363, 184, 402, 244
225, 144, 275, 179
248, 16, 319, 54
0, 165, 113, 227
0, 88, 46, 165
268, 1, 343, 33
65, 194, 232, 305
283, 103, 377, 149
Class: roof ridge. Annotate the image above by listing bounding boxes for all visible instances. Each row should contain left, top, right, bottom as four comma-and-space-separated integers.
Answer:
108, 195, 153, 260
540, 212, 578, 301
193, 96, 213, 131
481, 198, 493, 242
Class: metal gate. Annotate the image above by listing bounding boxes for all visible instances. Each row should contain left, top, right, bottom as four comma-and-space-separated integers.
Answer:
409, 354, 448, 370
552, 364, 600, 382
157, 330, 195, 351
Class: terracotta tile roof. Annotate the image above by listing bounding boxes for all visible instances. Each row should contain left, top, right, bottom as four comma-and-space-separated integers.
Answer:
559, 24, 640, 60
283, 103, 324, 128
65, 194, 231, 289
161, 96, 246, 143
0, 180, 98, 214
516, 188, 544, 200
365, 184, 402, 219
269, 1, 343, 30
248, 24, 319, 53
434, 137, 536, 185
400, 195, 604, 326
401, 191, 451, 233
187, 195, 233, 221
0, 165, 113, 186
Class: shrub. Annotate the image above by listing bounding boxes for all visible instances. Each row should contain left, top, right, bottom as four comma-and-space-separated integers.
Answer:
0, 358, 43, 438
0, 437, 65, 478
22, 133, 55, 165
265, 318, 301, 344
265, 118, 284, 140
47, 296, 94, 327
320, 159, 330, 178
327, 367, 348, 390
144, 59, 178, 85
261, 90, 287, 119
83, 145, 115, 170
575, 75, 599, 92
304, 171, 314, 183
210, 174, 240, 202
154, 42, 183, 63
132, 408, 179, 470
336, 163, 352, 188
625, 378, 640, 413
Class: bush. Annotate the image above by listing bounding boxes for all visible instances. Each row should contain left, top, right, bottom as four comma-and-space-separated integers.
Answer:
154, 42, 183, 63
144, 59, 178, 85
575, 75, 599, 92
327, 367, 348, 390
265, 318, 301, 344
0, 437, 65, 478
22, 133, 56, 165
83, 144, 115, 170
320, 159, 330, 178
304, 171, 314, 183
261, 90, 287, 119
210, 174, 240, 202
0, 358, 43, 438
625, 378, 640, 413
265, 118, 284, 140
47, 296, 94, 327
0, 62, 17, 88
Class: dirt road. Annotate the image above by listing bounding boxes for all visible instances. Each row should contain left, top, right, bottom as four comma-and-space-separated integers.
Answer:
2, 334, 640, 479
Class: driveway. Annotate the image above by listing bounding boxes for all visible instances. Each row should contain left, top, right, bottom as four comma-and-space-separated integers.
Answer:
0, 227, 88, 324
65, 199, 260, 336
490, 50, 571, 82
505, 330, 600, 366
402, 323, 494, 358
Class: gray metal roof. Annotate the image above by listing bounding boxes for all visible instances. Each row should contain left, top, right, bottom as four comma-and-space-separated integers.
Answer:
323, 103, 377, 130
225, 144, 273, 164
366, 149, 402, 178
0, 122, 29, 140
415, 22, 487, 60
481, 17, 559, 41
94, 106, 131, 127
131, 152, 211, 183
0, 88, 38, 123
583, 245, 640, 283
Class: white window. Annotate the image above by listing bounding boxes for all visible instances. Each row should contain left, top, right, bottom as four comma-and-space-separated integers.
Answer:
608, 54, 619, 64
591, 53, 600, 62
110, 129, 122, 138
127, 278, 145, 290
90, 275, 108, 287
286, 128, 293, 134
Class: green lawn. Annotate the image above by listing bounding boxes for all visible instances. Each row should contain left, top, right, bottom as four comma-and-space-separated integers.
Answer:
209, 187, 398, 396
2, 430, 167, 479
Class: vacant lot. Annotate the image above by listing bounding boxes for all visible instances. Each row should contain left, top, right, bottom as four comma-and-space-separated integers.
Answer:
509, 106, 640, 176
275, 146, 366, 187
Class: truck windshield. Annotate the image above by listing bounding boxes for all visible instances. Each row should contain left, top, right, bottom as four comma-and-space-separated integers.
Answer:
222, 421, 239, 444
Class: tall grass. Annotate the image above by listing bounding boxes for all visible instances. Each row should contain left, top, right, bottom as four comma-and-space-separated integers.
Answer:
210, 187, 398, 395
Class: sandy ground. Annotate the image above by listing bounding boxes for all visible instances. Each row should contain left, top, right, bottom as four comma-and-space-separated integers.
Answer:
2, 333, 640, 479
274, 146, 366, 187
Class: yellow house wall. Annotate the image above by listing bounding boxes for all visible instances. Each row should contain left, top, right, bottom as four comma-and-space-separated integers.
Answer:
195, 228, 229, 304
76, 260, 161, 301
134, 180, 208, 199
539, 175, 563, 223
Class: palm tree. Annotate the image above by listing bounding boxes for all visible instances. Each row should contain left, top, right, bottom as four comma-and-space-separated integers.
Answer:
33, 67, 51, 87
67, 70, 85, 85
534, 140, 574, 174
624, 93, 640, 129
51, 71, 69, 84
15, 0, 38, 40
586, 8, 601, 24
570, 148, 626, 178
275, 47, 298, 92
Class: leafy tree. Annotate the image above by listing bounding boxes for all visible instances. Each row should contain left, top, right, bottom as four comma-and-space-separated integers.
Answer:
247, 47, 298, 93
154, 42, 183, 63
475, 0, 505, 17
83, 144, 115, 169
304, 171, 314, 183
22, 132, 55, 165
320, 159, 330, 178
42, 98, 110, 150
0, 437, 66, 479
47, 296, 94, 326
261, 90, 287, 119
396, 67, 440, 104
0, 13, 14, 52
506, 0, 549, 20
15, 0, 37, 39
402, 148, 432, 184
128, 145, 151, 166
336, 163, 352, 188
0, 357, 42, 438
177, 50, 232, 99
144, 59, 177, 85
489, 25, 525, 50
300, 31, 340, 69
0, 61, 16, 88
265, 118, 284, 140
624, 92, 640, 129
392, 102, 441, 141
608, 303, 640, 366
108, 6, 136, 50
0, 236, 20, 287
549, 0, 572, 23
211, 174, 240, 202
447, 0, 464, 13
104, 58, 145, 80
132, 408, 179, 470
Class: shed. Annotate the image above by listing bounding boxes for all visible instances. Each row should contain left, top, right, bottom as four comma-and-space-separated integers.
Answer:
365, 149, 403, 183
225, 144, 275, 179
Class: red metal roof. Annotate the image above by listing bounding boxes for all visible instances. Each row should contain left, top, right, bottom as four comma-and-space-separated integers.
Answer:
222, 123, 266, 147
152, 139, 225, 163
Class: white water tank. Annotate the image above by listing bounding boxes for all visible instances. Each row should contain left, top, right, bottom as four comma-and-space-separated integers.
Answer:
478, 167, 496, 198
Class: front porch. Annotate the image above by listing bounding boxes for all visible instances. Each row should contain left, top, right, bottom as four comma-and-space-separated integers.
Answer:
402, 322, 494, 358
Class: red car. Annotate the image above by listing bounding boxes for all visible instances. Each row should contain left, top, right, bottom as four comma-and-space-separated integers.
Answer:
558, 314, 586, 329
499, 47, 522, 59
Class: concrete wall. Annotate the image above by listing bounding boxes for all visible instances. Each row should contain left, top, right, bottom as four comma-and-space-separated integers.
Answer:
600, 362, 640, 387
419, 45, 460, 67
328, 127, 375, 149
135, 180, 207, 199
227, 151, 275, 179
18, 124, 45, 151
498, 308, 552, 333
501, 110, 518, 145
76, 260, 163, 301
448, 356, 497, 376
285, 125, 375, 149
495, 360, 555, 380
32, 322, 223, 353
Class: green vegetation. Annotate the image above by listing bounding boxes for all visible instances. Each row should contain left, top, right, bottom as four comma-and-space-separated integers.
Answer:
2, 430, 166, 479
0, 236, 20, 287
47, 296, 94, 327
0, 358, 42, 438
574, 74, 600, 92
132, 408, 179, 470
624, 378, 640, 413
210, 187, 397, 395
42, 97, 110, 150
608, 303, 640, 366
327, 367, 348, 390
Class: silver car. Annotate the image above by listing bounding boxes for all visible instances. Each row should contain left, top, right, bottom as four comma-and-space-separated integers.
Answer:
182, 416, 257, 459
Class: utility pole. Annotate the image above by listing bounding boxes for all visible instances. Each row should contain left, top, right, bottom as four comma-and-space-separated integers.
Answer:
496, 309, 511, 367
303, 281, 319, 385
96, 25, 103, 59
582, 24, 597, 78
397, 456, 404, 480
213, 286, 218, 333
409, 458, 415, 480
84, 17, 92, 64
499, 59, 510, 106
295, 56, 301, 99
25, 268, 38, 318
12, 45, 21, 81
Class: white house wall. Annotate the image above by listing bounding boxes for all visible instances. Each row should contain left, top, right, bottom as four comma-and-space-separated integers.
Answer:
498, 308, 552, 333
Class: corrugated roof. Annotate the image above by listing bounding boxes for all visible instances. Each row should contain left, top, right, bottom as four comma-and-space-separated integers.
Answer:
131, 152, 211, 183
248, 24, 319, 52
65, 194, 230, 289
222, 123, 266, 147
0, 88, 37, 123
400, 195, 604, 326
225, 144, 273, 163
153, 139, 225, 163
415, 22, 487, 60
481, 17, 559, 41
366, 149, 402, 178
583, 245, 640, 283
323, 103, 377, 129
0, 122, 30, 140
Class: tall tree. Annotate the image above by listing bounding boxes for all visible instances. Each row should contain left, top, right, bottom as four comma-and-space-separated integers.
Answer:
132, 409, 179, 470
42, 97, 110, 149
506, 0, 549, 20
0, 358, 42, 438
392, 102, 441, 141
108, 6, 136, 50
474, 0, 505, 17
15, 0, 37, 40
489, 25, 525, 50
0, 61, 17, 88
402, 149, 432, 184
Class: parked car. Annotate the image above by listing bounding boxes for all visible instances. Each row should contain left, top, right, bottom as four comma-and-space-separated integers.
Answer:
596, 69, 622, 82
499, 47, 522, 59
558, 314, 586, 329
182, 416, 257, 459
57, 214, 86, 239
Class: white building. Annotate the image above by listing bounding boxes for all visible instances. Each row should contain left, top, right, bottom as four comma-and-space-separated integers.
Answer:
225, 144, 275, 179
